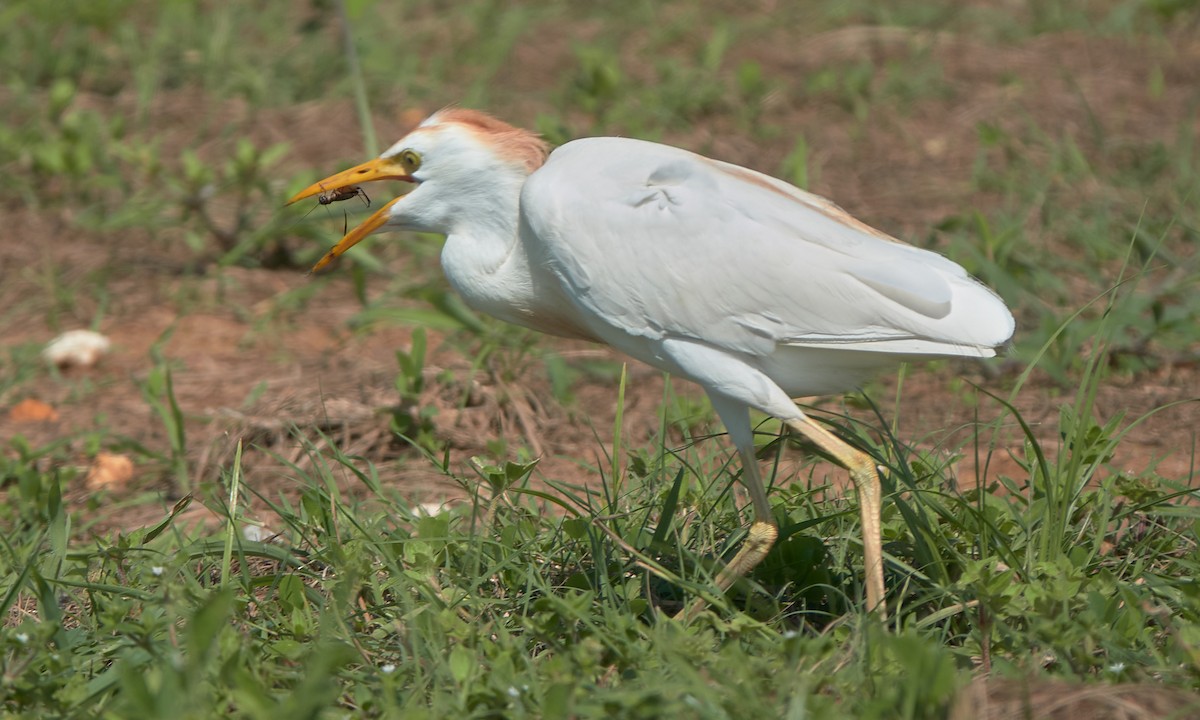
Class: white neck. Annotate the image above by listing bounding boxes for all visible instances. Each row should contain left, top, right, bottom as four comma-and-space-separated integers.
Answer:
436, 175, 542, 329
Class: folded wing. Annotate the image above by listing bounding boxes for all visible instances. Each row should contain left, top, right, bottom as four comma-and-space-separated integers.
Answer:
521, 137, 1015, 361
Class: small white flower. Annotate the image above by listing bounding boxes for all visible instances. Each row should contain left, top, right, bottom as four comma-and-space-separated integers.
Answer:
381, 663, 396, 674
782, 630, 800, 640
15, 633, 29, 644
151, 566, 164, 576
507, 687, 520, 698
417, 502, 449, 517
1108, 662, 1126, 674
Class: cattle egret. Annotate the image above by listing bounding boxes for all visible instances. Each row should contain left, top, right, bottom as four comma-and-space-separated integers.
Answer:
288, 109, 1015, 619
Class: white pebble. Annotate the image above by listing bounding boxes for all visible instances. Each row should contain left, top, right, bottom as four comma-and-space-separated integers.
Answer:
43, 330, 111, 368
243, 525, 267, 542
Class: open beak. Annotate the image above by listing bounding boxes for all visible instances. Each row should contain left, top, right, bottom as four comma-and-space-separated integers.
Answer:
306, 195, 403, 273
287, 157, 415, 273
286, 156, 412, 205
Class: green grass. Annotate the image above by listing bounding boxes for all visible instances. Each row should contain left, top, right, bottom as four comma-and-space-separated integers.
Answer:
2, 0, 1200, 717
3, 334, 1198, 717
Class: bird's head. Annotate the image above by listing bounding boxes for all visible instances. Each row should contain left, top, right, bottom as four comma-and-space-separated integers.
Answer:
288, 108, 550, 272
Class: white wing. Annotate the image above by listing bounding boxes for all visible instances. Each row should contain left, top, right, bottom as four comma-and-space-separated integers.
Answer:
520, 137, 1014, 364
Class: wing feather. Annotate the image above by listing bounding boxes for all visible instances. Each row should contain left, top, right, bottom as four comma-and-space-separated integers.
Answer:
520, 138, 1014, 360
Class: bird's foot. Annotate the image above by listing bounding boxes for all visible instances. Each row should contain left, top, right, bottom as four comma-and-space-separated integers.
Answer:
674, 520, 778, 622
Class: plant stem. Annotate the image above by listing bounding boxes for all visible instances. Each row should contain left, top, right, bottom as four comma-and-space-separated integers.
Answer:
336, 0, 378, 156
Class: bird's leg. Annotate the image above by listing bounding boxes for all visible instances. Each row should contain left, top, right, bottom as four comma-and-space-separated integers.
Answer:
677, 444, 778, 620
783, 416, 886, 619
713, 446, 779, 591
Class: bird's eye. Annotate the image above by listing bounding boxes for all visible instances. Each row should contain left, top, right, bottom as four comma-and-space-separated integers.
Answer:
400, 149, 422, 172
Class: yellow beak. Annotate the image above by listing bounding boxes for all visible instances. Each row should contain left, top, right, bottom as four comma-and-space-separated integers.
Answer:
287, 157, 415, 273
307, 195, 404, 273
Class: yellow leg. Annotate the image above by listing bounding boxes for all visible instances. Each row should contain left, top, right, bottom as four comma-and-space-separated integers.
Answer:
710, 521, 778, 592
784, 417, 886, 619
674, 397, 885, 621
677, 444, 778, 620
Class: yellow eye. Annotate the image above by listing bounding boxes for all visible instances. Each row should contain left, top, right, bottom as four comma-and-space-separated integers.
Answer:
399, 149, 422, 172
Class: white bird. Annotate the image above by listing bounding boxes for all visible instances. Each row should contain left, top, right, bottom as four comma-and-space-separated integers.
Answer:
288, 108, 1015, 619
